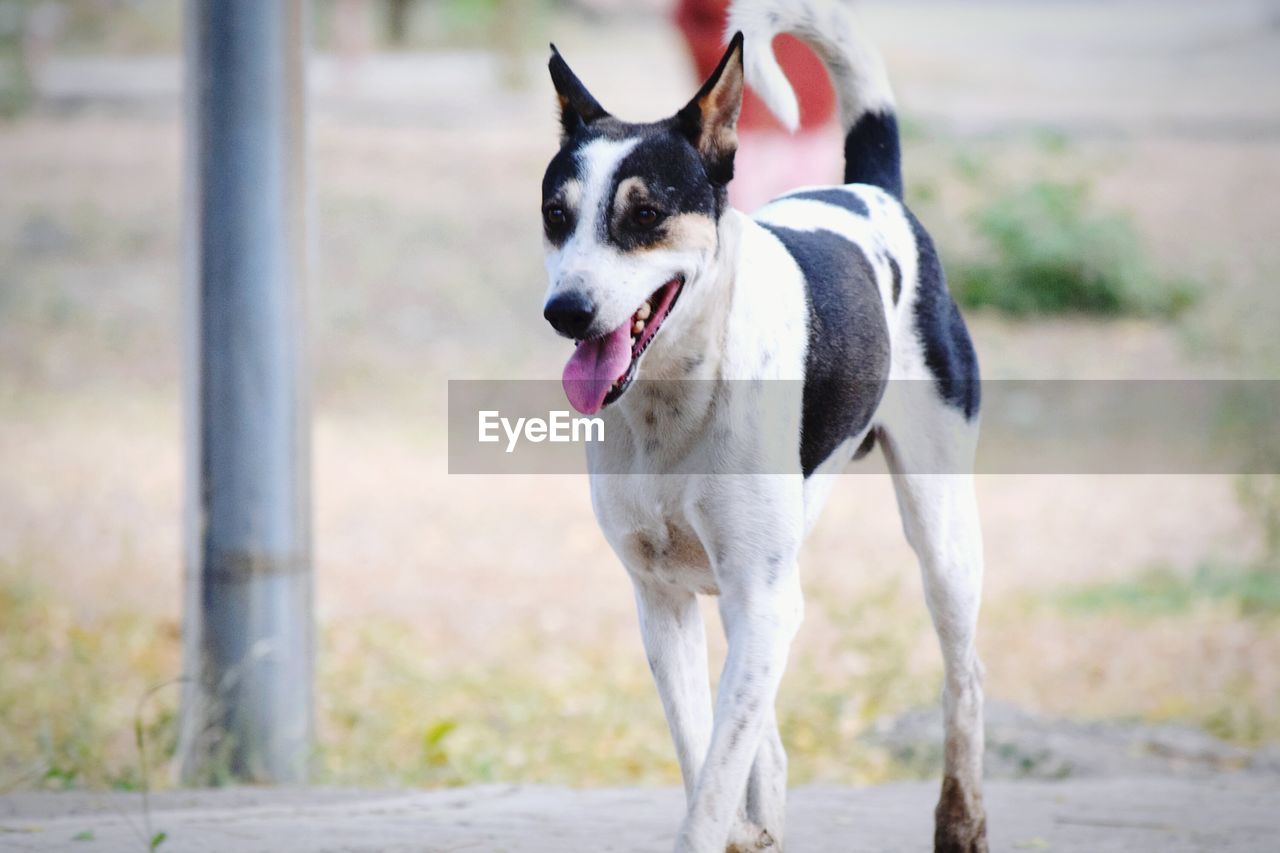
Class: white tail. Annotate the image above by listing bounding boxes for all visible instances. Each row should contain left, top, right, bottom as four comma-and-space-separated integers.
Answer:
727, 0, 894, 134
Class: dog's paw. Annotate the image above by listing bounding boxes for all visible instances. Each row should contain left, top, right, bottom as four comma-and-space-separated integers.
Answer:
934, 775, 988, 853
725, 822, 778, 852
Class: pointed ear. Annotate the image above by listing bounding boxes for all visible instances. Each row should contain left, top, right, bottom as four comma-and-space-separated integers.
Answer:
549, 44, 610, 141
675, 31, 745, 186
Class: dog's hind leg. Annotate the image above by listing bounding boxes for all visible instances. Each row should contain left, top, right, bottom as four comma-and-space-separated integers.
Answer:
878, 390, 987, 853
633, 580, 714, 805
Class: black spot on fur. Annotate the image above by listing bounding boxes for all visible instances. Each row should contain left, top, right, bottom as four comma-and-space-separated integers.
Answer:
766, 553, 783, 586
888, 255, 903, 304
843, 110, 903, 199
852, 429, 877, 460
786, 188, 869, 217
905, 209, 981, 419
727, 713, 751, 755
759, 225, 891, 477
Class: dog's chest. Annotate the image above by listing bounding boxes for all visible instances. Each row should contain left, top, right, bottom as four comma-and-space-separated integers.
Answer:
589, 471, 718, 595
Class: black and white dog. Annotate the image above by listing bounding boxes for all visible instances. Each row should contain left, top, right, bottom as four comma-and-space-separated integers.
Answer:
539, 1, 985, 850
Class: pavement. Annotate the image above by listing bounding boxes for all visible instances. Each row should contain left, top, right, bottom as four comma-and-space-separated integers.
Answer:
2, 776, 1277, 852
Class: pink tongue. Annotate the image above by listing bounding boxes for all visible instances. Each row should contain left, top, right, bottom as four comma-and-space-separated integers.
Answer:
562, 320, 633, 414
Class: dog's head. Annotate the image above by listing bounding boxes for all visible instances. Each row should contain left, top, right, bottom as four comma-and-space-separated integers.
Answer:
541, 34, 744, 415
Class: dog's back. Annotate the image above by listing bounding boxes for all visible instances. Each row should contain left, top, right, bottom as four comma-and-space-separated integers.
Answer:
723, 0, 981, 480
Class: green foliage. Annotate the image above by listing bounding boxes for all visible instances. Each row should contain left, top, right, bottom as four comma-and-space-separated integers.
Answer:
1054, 563, 1280, 618
1237, 475, 1280, 567
950, 180, 1197, 317
0, 1, 34, 118
421, 718, 459, 768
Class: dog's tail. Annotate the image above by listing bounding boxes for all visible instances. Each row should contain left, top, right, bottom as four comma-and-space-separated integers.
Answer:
727, 0, 901, 198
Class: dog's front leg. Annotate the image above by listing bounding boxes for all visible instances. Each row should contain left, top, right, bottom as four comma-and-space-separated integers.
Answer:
677, 572, 801, 853
742, 704, 788, 848
634, 580, 714, 803
670, 484, 798, 850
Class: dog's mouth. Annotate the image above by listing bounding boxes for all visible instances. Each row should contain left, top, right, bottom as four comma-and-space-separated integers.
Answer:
561, 276, 684, 415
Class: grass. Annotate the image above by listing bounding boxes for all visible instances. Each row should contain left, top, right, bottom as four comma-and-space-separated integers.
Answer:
10, 547, 1274, 794
949, 179, 1197, 317
1053, 563, 1280, 619
311, 577, 938, 788
4, 481, 1280, 791
994, 559, 1280, 745
0, 561, 180, 793
0, 564, 935, 792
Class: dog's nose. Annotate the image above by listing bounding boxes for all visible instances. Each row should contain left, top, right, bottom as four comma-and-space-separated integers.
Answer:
543, 291, 597, 339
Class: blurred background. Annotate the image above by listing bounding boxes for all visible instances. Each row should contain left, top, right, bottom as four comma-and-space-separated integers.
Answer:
2, 0, 1279, 794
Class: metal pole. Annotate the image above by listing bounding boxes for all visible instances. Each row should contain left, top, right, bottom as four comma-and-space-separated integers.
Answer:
180, 0, 312, 785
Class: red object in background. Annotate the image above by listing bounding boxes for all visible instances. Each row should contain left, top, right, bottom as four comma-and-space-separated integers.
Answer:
675, 0, 836, 131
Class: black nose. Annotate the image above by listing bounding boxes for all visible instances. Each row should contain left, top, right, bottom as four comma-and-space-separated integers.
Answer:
543, 291, 596, 339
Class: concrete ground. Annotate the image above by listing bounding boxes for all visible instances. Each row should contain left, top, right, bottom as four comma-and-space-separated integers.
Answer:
2, 777, 1277, 852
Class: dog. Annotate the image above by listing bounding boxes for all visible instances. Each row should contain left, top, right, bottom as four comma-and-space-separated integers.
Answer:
539, 1, 986, 850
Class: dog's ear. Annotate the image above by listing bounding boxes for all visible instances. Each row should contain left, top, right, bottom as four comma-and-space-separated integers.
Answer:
549, 45, 610, 141
675, 31, 745, 187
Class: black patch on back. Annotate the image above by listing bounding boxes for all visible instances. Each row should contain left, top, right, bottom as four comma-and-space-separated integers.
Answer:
760, 224, 891, 477
843, 111, 903, 199
905, 209, 980, 419
785, 188, 869, 217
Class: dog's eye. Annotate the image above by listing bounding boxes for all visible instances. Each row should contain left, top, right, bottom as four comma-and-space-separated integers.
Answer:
544, 205, 567, 228
632, 206, 661, 228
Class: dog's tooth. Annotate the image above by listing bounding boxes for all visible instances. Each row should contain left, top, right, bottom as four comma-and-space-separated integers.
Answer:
636, 301, 651, 320
632, 319, 645, 335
